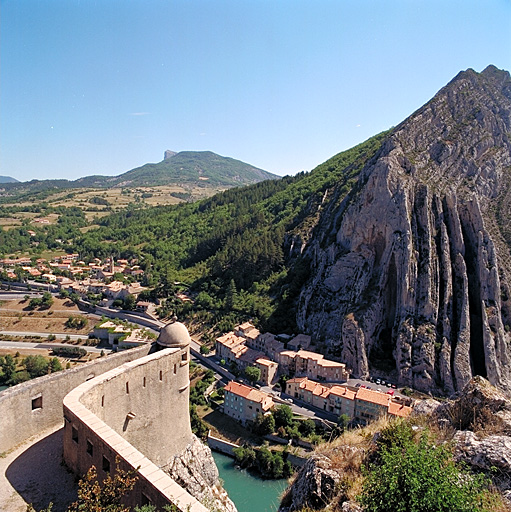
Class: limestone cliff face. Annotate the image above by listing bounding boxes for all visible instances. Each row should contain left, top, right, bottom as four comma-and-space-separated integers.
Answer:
297, 66, 511, 394
162, 435, 238, 512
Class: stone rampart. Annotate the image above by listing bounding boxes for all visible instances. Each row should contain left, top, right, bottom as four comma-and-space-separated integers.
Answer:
0, 344, 152, 453
63, 348, 207, 512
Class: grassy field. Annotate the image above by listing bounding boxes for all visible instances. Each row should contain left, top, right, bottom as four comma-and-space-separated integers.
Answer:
0, 297, 99, 335
0, 184, 227, 227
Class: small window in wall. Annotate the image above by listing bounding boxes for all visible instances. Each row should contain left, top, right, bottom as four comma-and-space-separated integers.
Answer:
159, 370, 163, 381
86, 440, 93, 457
126, 382, 129, 394
173, 364, 177, 374
72, 426, 79, 444
143, 377, 146, 388
102, 456, 110, 473
181, 353, 187, 362
101, 395, 105, 407
31, 394, 43, 411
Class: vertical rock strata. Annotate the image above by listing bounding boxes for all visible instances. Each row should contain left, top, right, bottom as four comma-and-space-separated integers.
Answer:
297, 66, 511, 394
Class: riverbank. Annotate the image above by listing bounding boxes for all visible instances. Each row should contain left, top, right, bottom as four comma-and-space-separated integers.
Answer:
212, 451, 287, 512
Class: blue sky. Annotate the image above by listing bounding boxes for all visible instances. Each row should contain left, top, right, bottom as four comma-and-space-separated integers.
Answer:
1, 0, 510, 182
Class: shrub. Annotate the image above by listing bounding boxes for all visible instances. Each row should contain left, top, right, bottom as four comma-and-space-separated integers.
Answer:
359, 422, 497, 512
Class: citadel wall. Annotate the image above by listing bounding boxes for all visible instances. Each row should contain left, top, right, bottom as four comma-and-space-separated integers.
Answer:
0, 344, 152, 453
63, 347, 206, 512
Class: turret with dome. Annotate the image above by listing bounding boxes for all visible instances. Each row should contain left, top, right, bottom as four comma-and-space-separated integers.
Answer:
157, 320, 191, 349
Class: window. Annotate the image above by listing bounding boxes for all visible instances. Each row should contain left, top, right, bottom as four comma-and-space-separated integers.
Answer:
101, 395, 105, 407
102, 456, 110, 473
173, 364, 177, 374
181, 353, 187, 362
32, 395, 42, 410
143, 377, 146, 388
72, 426, 78, 444
86, 440, 93, 456
159, 370, 163, 381
126, 382, 129, 394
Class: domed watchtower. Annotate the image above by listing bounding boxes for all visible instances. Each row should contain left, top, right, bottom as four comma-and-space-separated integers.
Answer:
156, 320, 190, 389
157, 321, 191, 350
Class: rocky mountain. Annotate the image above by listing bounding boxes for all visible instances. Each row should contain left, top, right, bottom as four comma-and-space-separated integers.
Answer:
296, 65, 511, 395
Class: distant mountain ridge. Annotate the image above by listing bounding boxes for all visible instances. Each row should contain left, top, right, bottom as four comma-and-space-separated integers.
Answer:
0, 176, 19, 183
0, 150, 280, 197
75, 150, 278, 188
2, 150, 278, 193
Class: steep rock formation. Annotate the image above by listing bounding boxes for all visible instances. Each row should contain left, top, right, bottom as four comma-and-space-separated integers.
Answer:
162, 435, 237, 512
297, 66, 511, 394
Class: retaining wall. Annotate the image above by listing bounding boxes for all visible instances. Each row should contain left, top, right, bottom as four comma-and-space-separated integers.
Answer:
206, 432, 240, 456
0, 344, 152, 453
93, 305, 163, 331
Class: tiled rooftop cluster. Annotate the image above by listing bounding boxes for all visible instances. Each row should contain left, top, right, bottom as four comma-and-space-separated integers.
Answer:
216, 322, 349, 385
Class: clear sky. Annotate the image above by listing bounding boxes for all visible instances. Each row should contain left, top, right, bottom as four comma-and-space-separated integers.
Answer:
1, 0, 510, 182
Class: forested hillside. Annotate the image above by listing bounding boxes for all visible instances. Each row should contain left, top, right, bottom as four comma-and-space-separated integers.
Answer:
71, 131, 389, 333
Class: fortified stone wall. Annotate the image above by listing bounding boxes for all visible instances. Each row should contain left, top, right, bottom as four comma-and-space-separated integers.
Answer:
0, 344, 152, 453
78, 345, 191, 466
63, 348, 207, 512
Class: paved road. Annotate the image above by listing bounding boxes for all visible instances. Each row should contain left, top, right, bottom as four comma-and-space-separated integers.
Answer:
0, 340, 111, 354
0, 330, 87, 340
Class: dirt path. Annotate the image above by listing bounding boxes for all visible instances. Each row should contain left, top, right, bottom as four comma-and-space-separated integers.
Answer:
0, 425, 78, 512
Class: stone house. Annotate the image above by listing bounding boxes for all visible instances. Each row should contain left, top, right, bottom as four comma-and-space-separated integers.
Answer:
278, 349, 349, 382
223, 381, 274, 426
254, 358, 278, 386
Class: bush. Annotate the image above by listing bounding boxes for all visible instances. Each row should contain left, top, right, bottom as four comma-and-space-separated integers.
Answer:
66, 316, 88, 329
274, 404, 294, 429
359, 422, 497, 512
233, 445, 293, 479
52, 346, 87, 358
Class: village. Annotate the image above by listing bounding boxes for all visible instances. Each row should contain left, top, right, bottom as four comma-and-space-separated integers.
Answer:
0, 254, 413, 433
215, 322, 413, 429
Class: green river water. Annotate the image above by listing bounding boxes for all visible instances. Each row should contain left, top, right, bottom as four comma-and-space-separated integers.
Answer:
212, 451, 288, 512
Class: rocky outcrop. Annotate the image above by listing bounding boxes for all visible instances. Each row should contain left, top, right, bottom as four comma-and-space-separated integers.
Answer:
431, 375, 511, 436
164, 150, 177, 160
454, 431, 511, 497
279, 378, 511, 510
162, 435, 237, 512
297, 66, 511, 395
279, 454, 342, 512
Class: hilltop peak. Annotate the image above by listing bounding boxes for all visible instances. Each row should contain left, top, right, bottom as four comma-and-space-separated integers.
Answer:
164, 150, 177, 160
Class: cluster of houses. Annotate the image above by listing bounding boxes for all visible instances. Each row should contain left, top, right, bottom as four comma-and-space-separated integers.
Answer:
285, 377, 412, 425
0, 255, 149, 306
223, 378, 412, 427
217, 322, 413, 427
216, 322, 350, 386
